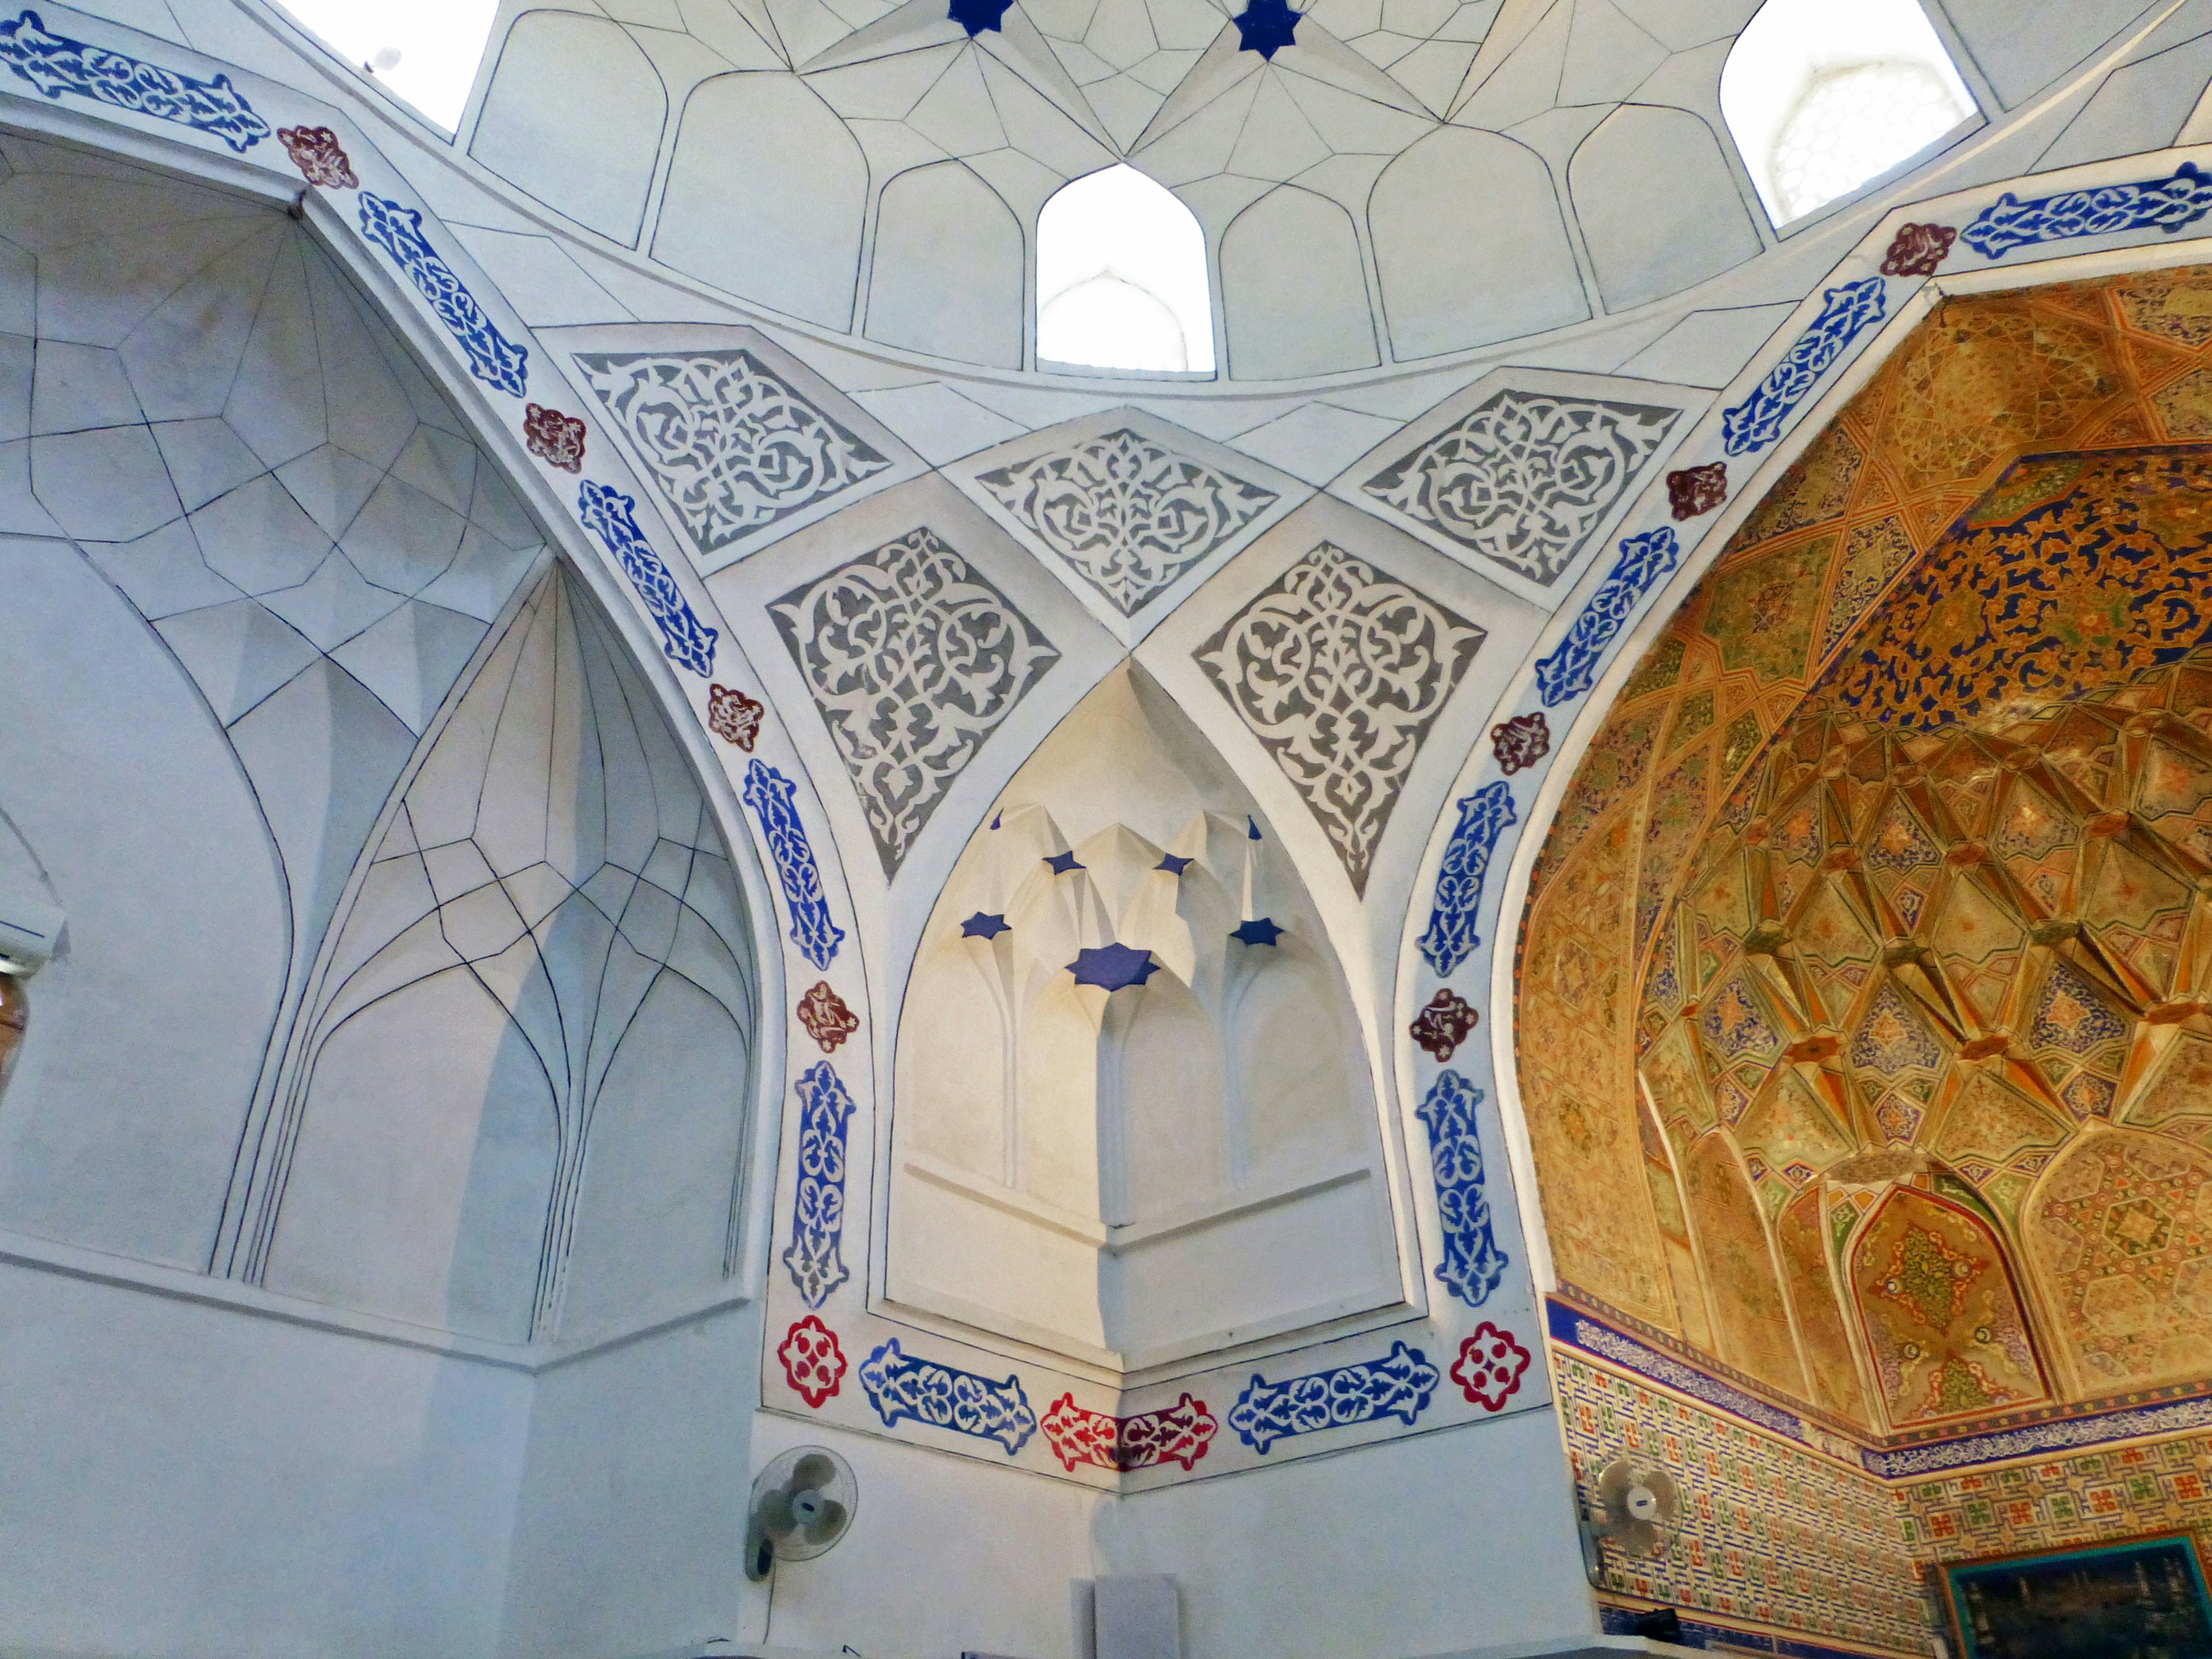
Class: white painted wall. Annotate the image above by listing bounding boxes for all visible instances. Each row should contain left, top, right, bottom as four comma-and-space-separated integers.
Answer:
0, 1259, 531, 1659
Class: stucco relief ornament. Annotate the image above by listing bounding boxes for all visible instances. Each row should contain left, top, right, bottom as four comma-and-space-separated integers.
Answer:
707, 683, 763, 750
277, 124, 355, 188
778, 1315, 847, 1408
0, 10, 272, 152
1490, 711, 1548, 774
773, 528, 1059, 876
1409, 989, 1478, 1062
1042, 1393, 1218, 1472
1881, 222, 1957, 278
976, 428, 1278, 616
1362, 391, 1679, 588
575, 349, 892, 560
1452, 1323, 1531, 1411
523, 404, 585, 473
797, 980, 858, 1052
1666, 461, 1726, 520
1197, 542, 1484, 894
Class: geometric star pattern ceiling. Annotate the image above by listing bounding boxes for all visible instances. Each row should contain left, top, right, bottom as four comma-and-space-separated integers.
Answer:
1519, 263, 2212, 1445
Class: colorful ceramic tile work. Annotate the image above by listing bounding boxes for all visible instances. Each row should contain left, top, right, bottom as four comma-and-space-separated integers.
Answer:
1552, 1343, 1931, 1656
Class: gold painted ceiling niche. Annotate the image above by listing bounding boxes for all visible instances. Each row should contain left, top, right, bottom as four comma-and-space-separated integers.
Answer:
1518, 264, 2212, 1442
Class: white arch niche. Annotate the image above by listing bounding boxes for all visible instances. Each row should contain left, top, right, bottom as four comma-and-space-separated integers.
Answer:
890, 665, 1399, 1375
1721, 0, 1976, 227
1037, 166, 1216, 376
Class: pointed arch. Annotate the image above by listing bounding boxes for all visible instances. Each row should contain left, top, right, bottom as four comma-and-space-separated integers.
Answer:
1681, 1131, 1807, 1397
1849, 1184, 2048, 1429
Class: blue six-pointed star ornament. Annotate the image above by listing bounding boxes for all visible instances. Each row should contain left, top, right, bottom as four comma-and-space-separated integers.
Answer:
1230, 916, 1285, 948
1069, 942, 1159, 991
949, 0, 1016, 34
961, 911, 1012, 940
1232, 0, 1300, 58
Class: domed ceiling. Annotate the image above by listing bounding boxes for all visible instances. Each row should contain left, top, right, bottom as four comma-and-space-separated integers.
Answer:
1519, 264, 2212, 1440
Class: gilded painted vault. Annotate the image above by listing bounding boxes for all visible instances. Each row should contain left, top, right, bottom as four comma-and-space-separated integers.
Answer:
1524, 263, 2212, 1449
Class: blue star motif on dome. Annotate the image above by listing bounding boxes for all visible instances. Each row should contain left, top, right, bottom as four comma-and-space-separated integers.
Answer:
1232, 0, 1299, 58
1231, 916, 1285, 948
1156, 853, 1192, 875
1069, 942, 1158, 991
948, 0, 1015, 34
1044, 850, 1085, 874
961, 911, 1011, 940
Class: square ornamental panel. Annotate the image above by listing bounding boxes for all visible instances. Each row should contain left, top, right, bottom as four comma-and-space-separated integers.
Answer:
546, 323, 926, 575
1334, 368, 1703, 609
946, 407, 1310, 647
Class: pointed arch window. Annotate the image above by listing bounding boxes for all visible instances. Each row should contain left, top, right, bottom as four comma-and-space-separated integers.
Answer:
1721, 0, 1976, 226
1037, 166, 1215, 375
275, 0, 501, 130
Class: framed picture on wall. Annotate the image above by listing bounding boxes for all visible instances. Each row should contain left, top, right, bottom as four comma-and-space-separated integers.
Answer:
1942, 1531, 2212, 1659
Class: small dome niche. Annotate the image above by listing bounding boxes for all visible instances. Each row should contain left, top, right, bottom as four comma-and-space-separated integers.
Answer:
890, 665, 1399, 1375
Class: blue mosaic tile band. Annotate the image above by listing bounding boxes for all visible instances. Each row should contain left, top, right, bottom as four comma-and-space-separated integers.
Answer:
781, 1060, 854, 1308
858, 1339, 1038, 1454
1721, 278, 1885, 457
1227, 1340, 1439, 1453
1533, 527, 1680, 709
357, 194, 529, 397
742, 759, 846, 971
0, 9, 270, 151
577, 480, 719, 678
1964, 161, 2212, 260
1863, 1393, 2212, 1479
1548, 1299, 1810, 1441
1416, 781, 1515, 978
1415, 1069, 1508, 1308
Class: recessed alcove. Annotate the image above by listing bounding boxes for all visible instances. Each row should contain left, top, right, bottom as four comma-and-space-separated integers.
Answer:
889, 664, 1400, 1376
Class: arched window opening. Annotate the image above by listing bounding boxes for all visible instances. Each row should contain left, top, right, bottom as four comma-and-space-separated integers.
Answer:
1037, 166, 1215, 375
276, 0, 502, 131
1721, 0, 1975, 226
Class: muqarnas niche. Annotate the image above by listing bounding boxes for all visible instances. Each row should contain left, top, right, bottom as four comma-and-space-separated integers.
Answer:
892, 666, 1399, 1375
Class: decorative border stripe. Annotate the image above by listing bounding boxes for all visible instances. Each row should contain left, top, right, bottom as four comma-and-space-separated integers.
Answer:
781, 1060, 854, 1308
1533, 527, 1680, 709
1964, 161, 2212, 260
859, 1339, 1037, 1454
1414, 1069, 1508, 1307
1721, 278, 1886, 458
1417, 782, 1516, 977
741, 759, 846, 970
1227, 1340, 1439, 1453
358, 194, 529, 397
577, 480, 718, 677
0, 9, 270, 151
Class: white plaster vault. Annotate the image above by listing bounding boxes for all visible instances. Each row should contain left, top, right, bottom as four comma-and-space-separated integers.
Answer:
3, 1, 2212, 1657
